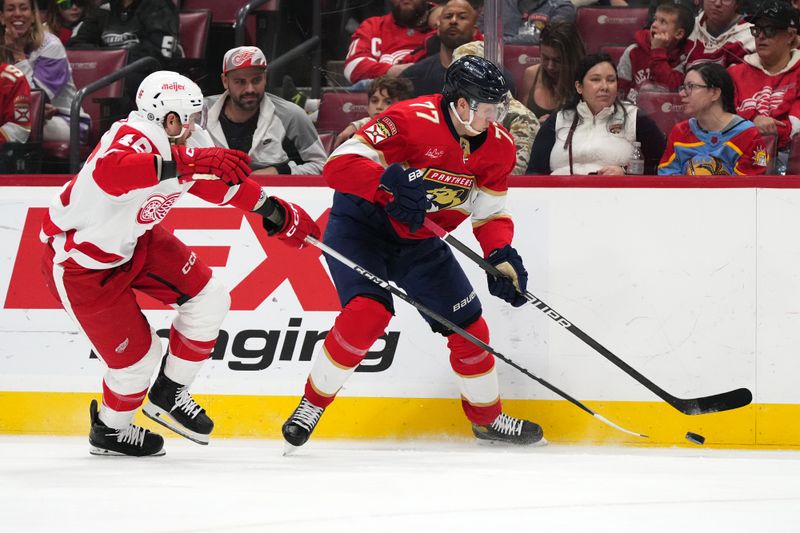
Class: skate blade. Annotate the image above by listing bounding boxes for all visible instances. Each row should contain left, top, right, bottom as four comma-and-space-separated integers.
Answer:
89, 445, 166, 457
475, 436, 549, 448
282, 441, 302, 456
142, 404, 210, 445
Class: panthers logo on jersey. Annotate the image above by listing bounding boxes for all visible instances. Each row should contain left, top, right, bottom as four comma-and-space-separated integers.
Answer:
423, 168, 474, 210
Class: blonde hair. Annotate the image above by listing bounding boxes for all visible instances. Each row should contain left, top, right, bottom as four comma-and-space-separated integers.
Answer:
0, 0, 46, 63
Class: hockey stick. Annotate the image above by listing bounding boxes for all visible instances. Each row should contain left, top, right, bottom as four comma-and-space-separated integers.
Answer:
306, 235, 647, 438
422, 219, 753, 415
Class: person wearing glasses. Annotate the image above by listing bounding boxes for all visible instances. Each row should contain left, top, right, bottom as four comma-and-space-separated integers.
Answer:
728, 0, 800, 162
658, 62, 768, 175
45, 0, 94, 46
685, 0, 755, 68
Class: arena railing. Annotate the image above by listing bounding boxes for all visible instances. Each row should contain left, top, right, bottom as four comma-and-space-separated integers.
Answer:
68, 57, 161, 174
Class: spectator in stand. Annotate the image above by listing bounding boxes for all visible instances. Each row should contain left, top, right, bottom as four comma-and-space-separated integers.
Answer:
334, 75, 414, 148
527, 53, 665, 175
0, 61, 31, 168
453, 41, 539, 174
617, 1, 696, 104
519, 20, 584, 122
685, 0, 755, 68
1, 0, 88, 142
479, 0, 575, 45
402, 0, 482, 96
46, 0, 93, 45
68, 0, 179, 102
343, 0, 434, 86
728, 0, 800, 159
204, 46, 326, 175
659, 62, 768, 175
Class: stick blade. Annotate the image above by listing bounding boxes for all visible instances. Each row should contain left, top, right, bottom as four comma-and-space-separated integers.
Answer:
674, 387, 753, 415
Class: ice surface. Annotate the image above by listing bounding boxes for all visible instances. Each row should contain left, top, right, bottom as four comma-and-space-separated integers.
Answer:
1, 436, 798, 532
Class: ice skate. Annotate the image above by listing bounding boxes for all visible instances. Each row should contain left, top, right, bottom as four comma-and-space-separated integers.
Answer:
282, 396, 325, 455
88, 400, 165, 457
472, 412, 545, 446
142, 371, 213, 445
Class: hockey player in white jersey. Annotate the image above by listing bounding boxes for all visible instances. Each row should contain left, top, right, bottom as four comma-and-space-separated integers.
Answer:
40, 71, 321, 457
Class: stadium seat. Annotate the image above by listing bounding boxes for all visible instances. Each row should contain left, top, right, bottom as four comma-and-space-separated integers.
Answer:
576, 7, 649, 53
318, 132, 335, 155
27, 89, 45, 144
599, 44, 629, 66
316, 92, 369, 134
181, 0, 278, 25
42, 49, 129, 161
636, 89, 687, 138
503, 45, 540, 100
174, 9, 212, 89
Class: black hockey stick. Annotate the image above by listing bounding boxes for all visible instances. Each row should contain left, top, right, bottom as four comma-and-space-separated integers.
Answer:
306, 235, 647, 438
423, 219, 752, 415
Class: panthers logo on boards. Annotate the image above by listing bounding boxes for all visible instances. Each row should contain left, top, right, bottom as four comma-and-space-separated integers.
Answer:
423, 168, 474, 211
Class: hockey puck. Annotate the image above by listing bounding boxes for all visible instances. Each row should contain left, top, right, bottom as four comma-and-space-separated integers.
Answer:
685, 432, 705, 445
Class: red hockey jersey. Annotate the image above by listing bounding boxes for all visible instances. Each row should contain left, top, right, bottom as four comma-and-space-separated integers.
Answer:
0, 62, 31, 144
343, 13, 432, 83
618, 29, 690, 104
325, 93, 517, 256
729, 51, 800, 150
685, 12, 754, 68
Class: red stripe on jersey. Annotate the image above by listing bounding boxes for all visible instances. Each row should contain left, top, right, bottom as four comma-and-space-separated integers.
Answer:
59, 177, 76, 206
64, 230, 124, 264
40, 211, 64, 238
93, 124, 161, 196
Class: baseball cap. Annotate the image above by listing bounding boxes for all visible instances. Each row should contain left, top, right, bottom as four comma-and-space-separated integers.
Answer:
745, 0, 800, 29
222, 46, 268, 74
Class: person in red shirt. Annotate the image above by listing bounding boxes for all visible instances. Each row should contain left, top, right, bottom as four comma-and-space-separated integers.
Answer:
343, 0, 434, 85
685, 0, 755, 68
729, 0, 800, 153
282, 56, 544, 451
618, 1, 696, 104
0, 61, 31, 145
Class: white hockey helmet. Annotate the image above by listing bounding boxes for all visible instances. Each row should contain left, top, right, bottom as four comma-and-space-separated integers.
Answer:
135, 71, 204, 126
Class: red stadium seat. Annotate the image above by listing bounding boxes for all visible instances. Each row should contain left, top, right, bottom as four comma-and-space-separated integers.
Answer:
316, 92, 369, 134
318, 132, 335, 155
27, 89, 45, 144
181, 0, 278, 25
576, 7, 649, 53
636, 90, 688, 138
599, 44, 630, 66
42, 49, 129, 160
503, 45, 540, 100
179, 10, 211, 59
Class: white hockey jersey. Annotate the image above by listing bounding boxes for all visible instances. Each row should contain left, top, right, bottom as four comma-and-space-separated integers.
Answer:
41, 112, 262, 270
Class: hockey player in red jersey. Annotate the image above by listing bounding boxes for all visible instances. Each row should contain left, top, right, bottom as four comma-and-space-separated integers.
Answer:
282, 55, 544, 449
0, 61, 31, 145
40, 71, 320, 457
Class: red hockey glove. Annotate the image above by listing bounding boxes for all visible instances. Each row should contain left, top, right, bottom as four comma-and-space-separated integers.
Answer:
171, 146, 251, 185
256, 196, 321, 249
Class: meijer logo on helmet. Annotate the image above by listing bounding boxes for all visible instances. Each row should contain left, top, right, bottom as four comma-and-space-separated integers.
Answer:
161, 82, 186, 91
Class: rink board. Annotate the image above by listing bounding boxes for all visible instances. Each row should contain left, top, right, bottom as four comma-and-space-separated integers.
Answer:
1, 176, 799, 447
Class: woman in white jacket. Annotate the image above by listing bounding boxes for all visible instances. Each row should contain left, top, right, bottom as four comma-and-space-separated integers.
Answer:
527, 53, 665, 175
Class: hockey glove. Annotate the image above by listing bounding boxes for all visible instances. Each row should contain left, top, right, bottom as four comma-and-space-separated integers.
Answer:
255, 196, 321, 249
487, 245, 528, 307
378, 163, 431, 233
171, 146, 251, 185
